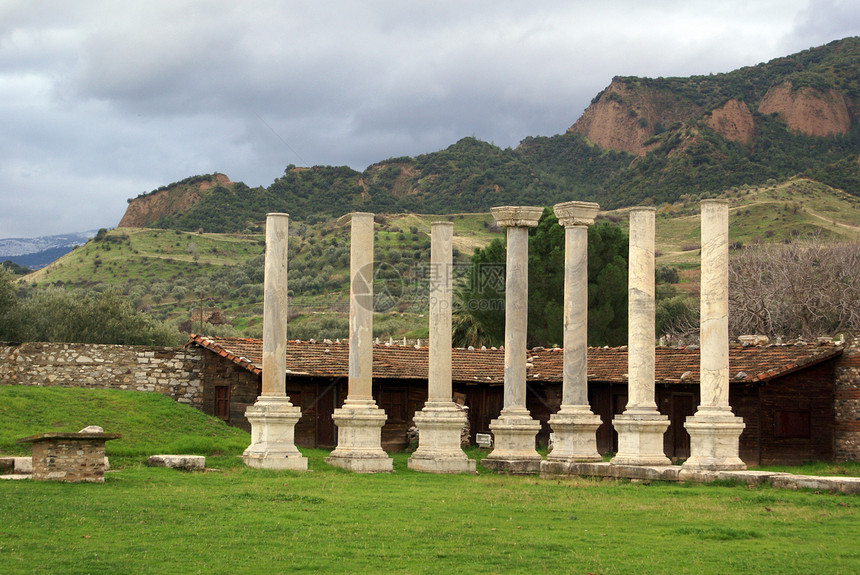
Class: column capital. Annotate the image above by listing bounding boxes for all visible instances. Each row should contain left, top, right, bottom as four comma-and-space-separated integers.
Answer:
490, 206, 543, 228
553, 201, 600, 227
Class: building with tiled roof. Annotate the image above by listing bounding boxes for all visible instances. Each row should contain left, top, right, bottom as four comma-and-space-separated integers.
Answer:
188, 334, 859, 465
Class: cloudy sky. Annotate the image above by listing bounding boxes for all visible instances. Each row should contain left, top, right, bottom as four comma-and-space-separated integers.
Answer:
1, 1, 859, 238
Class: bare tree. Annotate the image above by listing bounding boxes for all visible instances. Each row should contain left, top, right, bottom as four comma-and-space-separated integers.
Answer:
729, 237, 860, 340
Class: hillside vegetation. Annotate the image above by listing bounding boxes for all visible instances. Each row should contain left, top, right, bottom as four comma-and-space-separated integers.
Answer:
119, 38, 860, 232
17, 177, 860, 343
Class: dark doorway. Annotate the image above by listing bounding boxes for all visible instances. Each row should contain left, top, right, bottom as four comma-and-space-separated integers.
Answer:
670, 393, 695, 459
316, 381, 337, 448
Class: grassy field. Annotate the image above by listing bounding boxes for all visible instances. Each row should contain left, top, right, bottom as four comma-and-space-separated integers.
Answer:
1, 386, 858, 573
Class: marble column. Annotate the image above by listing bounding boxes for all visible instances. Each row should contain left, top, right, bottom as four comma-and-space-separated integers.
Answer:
683, 200, 746, 470
408, 222, 476, 474
611, 207, 671, 466
542, 202, 603, 474
243, 213, 308, 470
480, 206, 544, 474
325, 212, 393, 473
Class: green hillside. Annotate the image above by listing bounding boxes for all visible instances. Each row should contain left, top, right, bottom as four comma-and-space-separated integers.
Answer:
0, 386, 249, 458
18, 177, 860, 344
127, 38, 860, 232
24, 213, 502, 341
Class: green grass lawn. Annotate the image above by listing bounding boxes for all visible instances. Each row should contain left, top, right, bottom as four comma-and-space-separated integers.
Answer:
1, 386, 858, 574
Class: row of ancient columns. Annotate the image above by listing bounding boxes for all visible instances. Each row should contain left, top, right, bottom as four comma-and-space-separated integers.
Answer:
242, 199, 745, 474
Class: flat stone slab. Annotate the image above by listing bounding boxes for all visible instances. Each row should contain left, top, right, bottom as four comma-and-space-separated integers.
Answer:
146, 455, 205, 471
0, 457, 32, 474
769, 474, 860, 494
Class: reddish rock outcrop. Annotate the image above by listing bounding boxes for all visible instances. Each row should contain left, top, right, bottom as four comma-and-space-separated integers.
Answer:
758, 81, 851, 137
118, 173, 232, 228
568, 79, 702, 155
706, 99, 755, 145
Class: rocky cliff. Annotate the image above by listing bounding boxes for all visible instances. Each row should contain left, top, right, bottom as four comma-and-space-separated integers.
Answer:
758, 81, 851, 137
568, 78, 702, 155
118, 173, 232, 228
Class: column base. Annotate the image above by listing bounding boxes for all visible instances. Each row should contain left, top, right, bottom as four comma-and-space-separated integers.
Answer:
479, 408, 542, 474
545, 405, 603, 463
407, 402, 476, 474
243, 397, 308, 471
324, 401, 393, 473
682, 409, 746, 471
610, 410, 671, 466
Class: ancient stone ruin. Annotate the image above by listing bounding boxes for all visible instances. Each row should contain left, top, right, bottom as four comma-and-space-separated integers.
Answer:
246, 200, 752, 475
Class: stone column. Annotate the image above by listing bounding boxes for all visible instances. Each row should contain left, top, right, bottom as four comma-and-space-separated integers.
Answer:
480, 206, 544, 474
611, 207, 670, 466
408, 222, 476, 474
243, 213, 308, 470
683, 200, 746, 470
542, 202, 603, 474
325, 212, 392, 473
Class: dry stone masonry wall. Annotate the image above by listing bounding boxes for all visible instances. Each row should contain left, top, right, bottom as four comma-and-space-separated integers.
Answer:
835, 334, 860, 461
0, 342, 203, 407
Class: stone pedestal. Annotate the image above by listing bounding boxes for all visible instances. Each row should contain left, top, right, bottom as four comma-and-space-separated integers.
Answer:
546, 406, 603, 464
544, 201, 603, 469
481, 407, 543, 474
244, 397, 307, 470
610, 410, 671, 466
408, 222, 476, 474
325, 399, 392, 473
611, 207, 670, 466
325, 212, 392, 473
684, 409, 747, 470
480, 206, 544, 474
408, 402, 476, 473
683, 200, 745, 471
243, 213, 307, 471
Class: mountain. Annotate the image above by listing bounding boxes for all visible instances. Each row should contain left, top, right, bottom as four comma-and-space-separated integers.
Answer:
0, 231, 97, 269
119, 37, 860, 232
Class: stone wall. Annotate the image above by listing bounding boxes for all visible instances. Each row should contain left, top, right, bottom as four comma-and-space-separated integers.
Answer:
0, 342, 204, 407
834, 334, 860, 461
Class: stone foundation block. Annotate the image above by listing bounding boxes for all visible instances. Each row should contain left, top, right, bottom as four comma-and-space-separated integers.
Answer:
546, 408, 602, 463
480, 410, 542, 474
768, 474, 860, 494
243, 398, 308, 471
611, 411, 671, 466
326, 404, 393, 473
612, 464, 680, 482
146, 455, 206, 471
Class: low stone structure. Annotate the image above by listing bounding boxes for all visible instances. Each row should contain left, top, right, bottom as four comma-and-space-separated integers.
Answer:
146, 454, 206, 471
17, 431, 120, 482
541, 461, 860, 495
0, 342, 203, 406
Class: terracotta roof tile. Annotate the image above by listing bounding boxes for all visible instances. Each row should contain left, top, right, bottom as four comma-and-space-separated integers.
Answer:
188, 334, 843, 385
